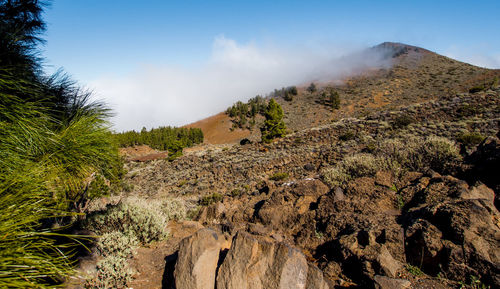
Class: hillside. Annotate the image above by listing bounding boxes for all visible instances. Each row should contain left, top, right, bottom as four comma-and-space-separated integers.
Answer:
73, 43, 500, 289
187, 42, 497, 144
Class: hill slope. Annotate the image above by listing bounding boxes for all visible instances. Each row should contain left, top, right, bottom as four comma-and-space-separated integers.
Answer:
187, 42, 498, 144
77, 43, 500, 289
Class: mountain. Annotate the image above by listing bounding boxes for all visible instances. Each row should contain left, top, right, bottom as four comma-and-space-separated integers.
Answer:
187, 42, 498, 144
76, 43, 500, 289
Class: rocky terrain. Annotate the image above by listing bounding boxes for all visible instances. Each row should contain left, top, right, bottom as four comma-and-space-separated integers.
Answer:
76, 44, 500, 289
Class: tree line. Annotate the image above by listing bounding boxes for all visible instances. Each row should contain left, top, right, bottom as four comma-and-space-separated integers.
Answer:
113, 126, 204, 152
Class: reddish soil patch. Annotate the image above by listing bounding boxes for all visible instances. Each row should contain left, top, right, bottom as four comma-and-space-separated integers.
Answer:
184, 112, 250, 144
119, 145, 168, 162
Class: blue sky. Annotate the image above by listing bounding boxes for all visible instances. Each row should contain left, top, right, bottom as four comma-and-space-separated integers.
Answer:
41, 0, 500, 131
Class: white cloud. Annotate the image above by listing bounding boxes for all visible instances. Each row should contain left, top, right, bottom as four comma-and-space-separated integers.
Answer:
91, 36, 392, 132
444, 45, 500, 69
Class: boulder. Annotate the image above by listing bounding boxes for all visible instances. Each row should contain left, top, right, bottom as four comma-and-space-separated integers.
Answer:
216, 231, 329, 289
174, 228, 222, 289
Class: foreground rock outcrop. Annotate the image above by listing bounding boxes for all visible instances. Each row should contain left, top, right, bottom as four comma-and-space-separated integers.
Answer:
174, 229, 331, 289
174, 228, 221, 289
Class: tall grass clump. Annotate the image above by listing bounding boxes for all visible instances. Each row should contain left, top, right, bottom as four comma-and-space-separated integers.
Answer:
0, 1, 123, 287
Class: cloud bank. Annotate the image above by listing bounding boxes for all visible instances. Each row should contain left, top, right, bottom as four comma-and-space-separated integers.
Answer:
91, 36, 392, 132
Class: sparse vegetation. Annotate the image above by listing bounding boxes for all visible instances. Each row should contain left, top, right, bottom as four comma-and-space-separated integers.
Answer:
322, 153, 386, 187
392, 114, 415, 128
406, 264, 424, 276
269, 172, 289, 181
322, 136, 462, 188
307, 82, 317, 93
321, 87, 340, 109
200, 192, 223, 206
458, 132, 485, 148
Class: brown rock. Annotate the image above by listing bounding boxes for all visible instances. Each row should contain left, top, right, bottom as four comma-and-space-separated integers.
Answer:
459, 183, 495, 203
373, 275, 411, 289
174, 228, 222, 289
306, 264, 331, 289
375, 171, 394, 188
216, 232, 329, 289
377, 246, 402, 278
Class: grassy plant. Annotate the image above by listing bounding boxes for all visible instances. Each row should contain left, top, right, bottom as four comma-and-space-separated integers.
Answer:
459, 275, 490, 289
269, 172, 289, 181
458, 132, 485, 148
200, 192, 223, 206
406, 264, 424, 276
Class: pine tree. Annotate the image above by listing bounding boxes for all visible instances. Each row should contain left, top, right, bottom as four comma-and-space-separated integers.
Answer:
260, 99, 286, 143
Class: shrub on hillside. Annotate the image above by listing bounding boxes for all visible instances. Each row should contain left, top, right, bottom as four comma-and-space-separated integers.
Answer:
269, 172, 289, 181
307, 82, 317, 93
161, 198, 188, 221
377, 136, 461, 174
392, 114, 415, 129
95, 231, 138, 259
457, 132, 485, 148
200, 192, 223, 206
322, 153, 386, 187
321, 87, 340, 109
85, 198, 168, 244
84, 255, 134, 289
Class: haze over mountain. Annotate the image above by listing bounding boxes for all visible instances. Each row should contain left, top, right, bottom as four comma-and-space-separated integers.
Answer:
41, 1, 500, 131
93, 39, 394, 131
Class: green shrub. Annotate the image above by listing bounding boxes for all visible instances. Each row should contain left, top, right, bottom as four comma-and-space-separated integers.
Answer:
167, 149, 183, 162
322, 87, 340, 109
269, 172, 289, 181
458, 132, 485, 148
85, 198, 168, 244
200, 192, 223, 206
95, 231, 138, 259
339, 130, 356, 141
392, 114, 415, 128
377, 136, 461, 174
469, 85, 485, 93
406, 264, 424, 276
161, 198, 188, 221
456, 104, 480, 118
307, 82, 317, 93
322, 153, 385, 187
84, 255, 134, 289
